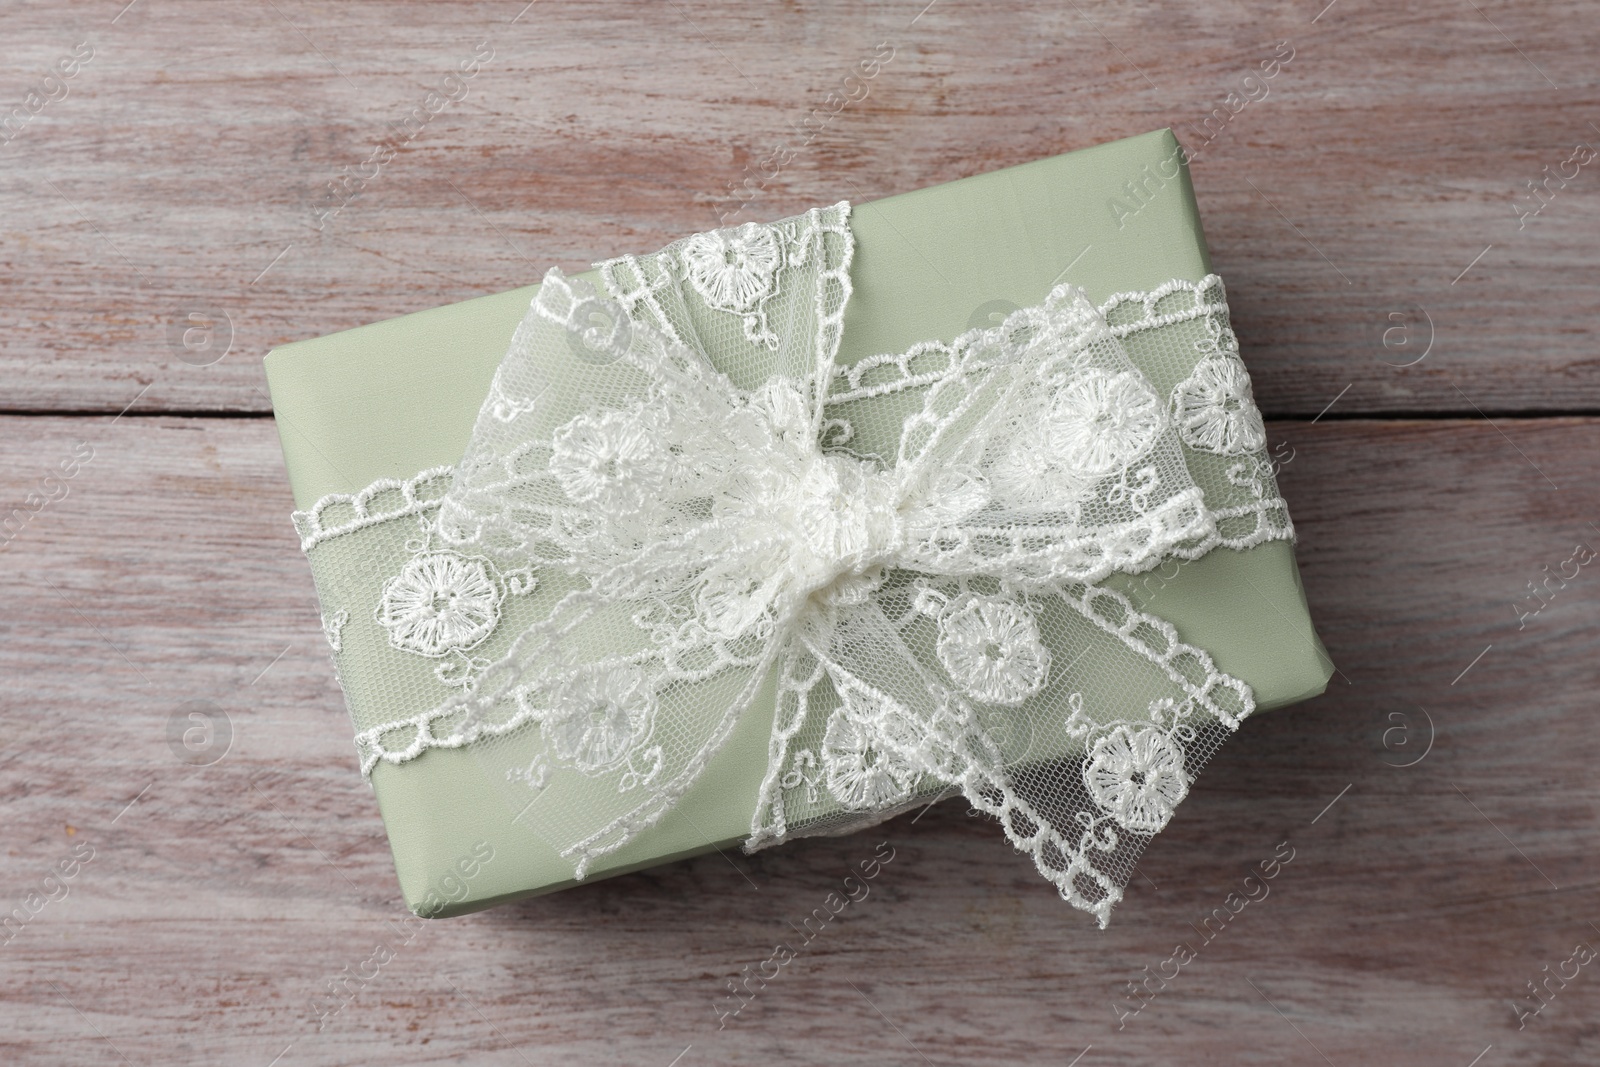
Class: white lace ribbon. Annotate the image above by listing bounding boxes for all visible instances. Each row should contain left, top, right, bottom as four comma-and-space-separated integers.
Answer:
296, 200, 1290, 925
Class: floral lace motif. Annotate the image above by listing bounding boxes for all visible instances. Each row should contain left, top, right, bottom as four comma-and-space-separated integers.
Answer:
532, 665, 655, 773
681, 223, 784, 347
549, 404, 675, 511
292, 201, 1297, 927
1167, 309, 1268, 458
822, 700, 918, 811
1082, 724, 1190, 833
377, 552, 506, 657
926, 590, 1050, 706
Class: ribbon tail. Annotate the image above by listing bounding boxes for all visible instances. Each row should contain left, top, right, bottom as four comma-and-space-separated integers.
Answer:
750, 576, 1254, 927
748, 635, 827, 851
556, 642, 781, 878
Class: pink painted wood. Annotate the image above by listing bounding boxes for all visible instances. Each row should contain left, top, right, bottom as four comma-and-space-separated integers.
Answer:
0, 0, 1594, 416
1, 1, 1595, 1064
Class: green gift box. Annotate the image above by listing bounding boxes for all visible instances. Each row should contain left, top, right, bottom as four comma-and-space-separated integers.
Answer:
265, 128, 1331, 917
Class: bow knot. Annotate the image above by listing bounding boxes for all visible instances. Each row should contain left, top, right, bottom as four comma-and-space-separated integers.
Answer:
695, 453, 901, 639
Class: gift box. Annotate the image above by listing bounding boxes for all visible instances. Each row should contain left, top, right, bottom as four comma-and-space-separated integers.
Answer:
265, 128, 1331, 920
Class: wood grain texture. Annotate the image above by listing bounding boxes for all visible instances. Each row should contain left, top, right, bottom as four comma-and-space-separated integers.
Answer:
3, 1, 1597, 1063
1, 414, 1595, 1066
0, 0, 1595, 415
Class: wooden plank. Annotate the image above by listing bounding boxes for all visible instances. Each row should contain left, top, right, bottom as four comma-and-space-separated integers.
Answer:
0, 1, 1594, 415
0, 413, 1594, 1064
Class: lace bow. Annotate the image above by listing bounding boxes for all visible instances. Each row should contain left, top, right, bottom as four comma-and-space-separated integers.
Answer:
295, 201, 1293, 926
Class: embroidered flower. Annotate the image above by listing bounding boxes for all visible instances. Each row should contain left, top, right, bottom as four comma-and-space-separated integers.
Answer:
1170, 357, 1266, 456
822, 702, 917, 811
1082, 725, 1190, 833
1053, 369, 1164, 476
543, 667, 653, 772
990, 369, 1164, 508
935, 596, 1050, 705
377, 552, 502, 657
549, 405, 672, 511
682, 223, 782, 312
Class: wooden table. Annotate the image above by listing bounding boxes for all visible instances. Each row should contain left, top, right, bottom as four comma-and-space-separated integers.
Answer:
3, 1, 1595, 1063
